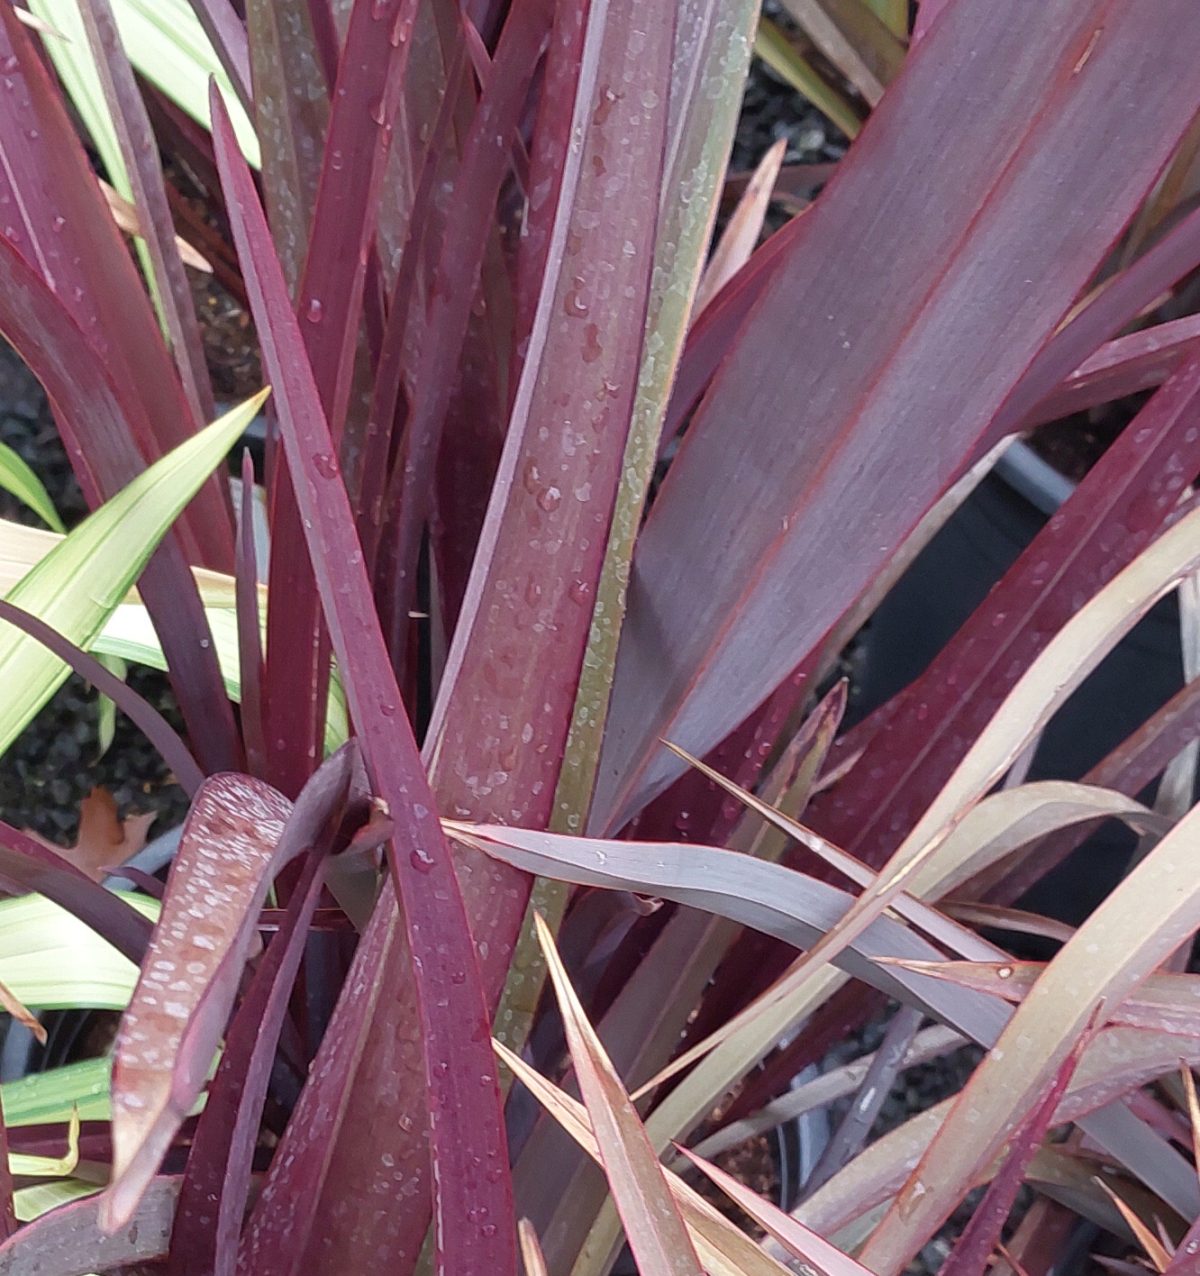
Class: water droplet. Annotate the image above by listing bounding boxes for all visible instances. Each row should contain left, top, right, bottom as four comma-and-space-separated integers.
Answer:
563, 279, 589, 317
390, 11, 412, 44
537, 485, 562, 513
409, 846, 435, 874
379, 701, 397, 717
370, 97, 387, 126
52, 215, 65, 232
582, 323, 603, 363
0, 56, 17, 74
305, 297, 324, 323
568, 580, 591, 605
997, 965, 1014, 979
313, 452, 339, 480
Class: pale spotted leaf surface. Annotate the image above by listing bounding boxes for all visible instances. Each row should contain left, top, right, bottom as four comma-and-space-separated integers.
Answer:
103, 774, 292, 1231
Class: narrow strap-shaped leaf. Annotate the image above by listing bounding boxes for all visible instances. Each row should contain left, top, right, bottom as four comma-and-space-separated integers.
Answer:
80, 0, 215, 426
0, 1176, 177, 1274
259, 0, 419, 796
535, 914, 703, 1276
678, 1145, 873, 1276
235, 453, 268, 777
498, 1039, 796, 1276
186, 0, 253, 114
245, 0, 329, 295
0, 3, 234, 571
103, 773, 296, 1230
939, 1025, 1097, 1276
376, 0, 553, 634
1026, 314, 1200, 428
808, 351, 1200, 870
0, 236, 245, 772
860, 808, 1200, 1269
0, 823, 153, 966
211, 88, 518, 1276
170, 753, 350, 1276
882, 959, 1200, 1040
0, 601, 203, 796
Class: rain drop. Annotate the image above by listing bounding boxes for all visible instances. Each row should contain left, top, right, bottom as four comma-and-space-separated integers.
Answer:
305, 297, 324, 323
313, 452, 339, 480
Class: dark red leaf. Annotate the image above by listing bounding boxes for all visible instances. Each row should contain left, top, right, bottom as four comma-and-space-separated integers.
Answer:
244, 0, 329, 293
170, 750, 352, 1276
187, 0, 254, 115
0, 601, 204, 797
0, 4, 234, 572
259, 0, 420, 797
104, 773, 296, 1231
0, 241, 241, 772
807, 351, 1200, 870
211, 89, 518, 1276
1025, 315, 1200, 428
376, 0, 551, 633
244, 0, 677, 1265
80, 0, 216, 427
0, 820, 153, 966
592, 0, 1200, 831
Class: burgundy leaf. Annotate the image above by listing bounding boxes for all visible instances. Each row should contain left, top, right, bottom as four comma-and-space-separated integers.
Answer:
169, 750, 351, 1276
376, 0, 551, 634
0, 601, 204, 797
0, 820, 152, 965
103, 773, 295, 1232
187, 0, 254, 115
1025, 315, 1200, 428
243, 1, 679, 1267
660, 212, 803, 454
592, 0, 1200, 830
80, 0, 215, 427
259, 0, 420, 797
807, 352, 1200, 871
244, 0, 328, 294
211, 90, 518, 1276
0, 4, 233, 572
0, 237, 240, 772
990, 198, 1200, 445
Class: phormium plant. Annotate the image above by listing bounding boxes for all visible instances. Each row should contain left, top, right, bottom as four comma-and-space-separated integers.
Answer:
3, 0, 1200, 1273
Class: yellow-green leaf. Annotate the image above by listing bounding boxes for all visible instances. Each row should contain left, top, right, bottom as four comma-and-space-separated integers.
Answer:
0, 391, 267, 759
